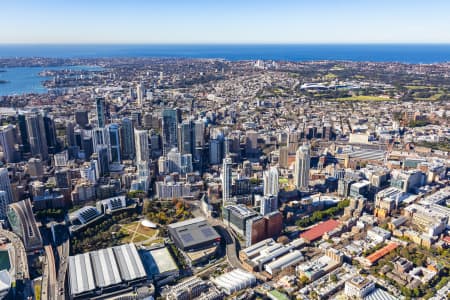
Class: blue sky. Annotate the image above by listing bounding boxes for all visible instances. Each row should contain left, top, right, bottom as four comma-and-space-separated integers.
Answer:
2, 0, 450, 44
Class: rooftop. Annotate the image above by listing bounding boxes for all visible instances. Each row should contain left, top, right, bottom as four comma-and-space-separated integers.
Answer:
300, 219, 340, 242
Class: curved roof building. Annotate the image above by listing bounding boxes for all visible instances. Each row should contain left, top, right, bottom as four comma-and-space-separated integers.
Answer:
7, 199, 43, 252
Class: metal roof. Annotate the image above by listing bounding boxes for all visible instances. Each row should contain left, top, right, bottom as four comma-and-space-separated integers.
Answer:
68, 253, 96, 296
113, 243, 147, 281
90, 247, 122, 288
212, 269, 256, 295
168, 218, 220, 249
264, 250, 303, 275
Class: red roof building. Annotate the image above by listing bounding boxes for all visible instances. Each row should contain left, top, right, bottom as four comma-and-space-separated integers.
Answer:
365, 242, 398, 266
300, 219, 340, 242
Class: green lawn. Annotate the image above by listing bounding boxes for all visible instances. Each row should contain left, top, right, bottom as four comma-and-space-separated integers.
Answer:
119, 221, 158, 244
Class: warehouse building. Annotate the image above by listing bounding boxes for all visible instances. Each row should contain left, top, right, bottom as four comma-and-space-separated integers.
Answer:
264, 250, 304, 276
211, 269, 256, 295
68, 243, 148, 299
240, 238, 306, 272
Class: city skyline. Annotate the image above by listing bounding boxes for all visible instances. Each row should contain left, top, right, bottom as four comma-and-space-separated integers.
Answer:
2, 0, 450, 44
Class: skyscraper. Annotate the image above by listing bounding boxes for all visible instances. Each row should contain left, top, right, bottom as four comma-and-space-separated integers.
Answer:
136, 83, 144, 107
17, 113, 30, 154
43, 113, 59, 154
194, 120, 205, 147
0, 125, 19, 163
120, 117, 135, 160
134, 129, 149, 162
0, 168, 13, 219
263, 166, 279, 197
260, 195, 278, 216
162, 108, 180, 155
167, 148, 181, 173
178, 120, 194, 155
209, 138, 223, 165
95, 145, 109, 177
25, 110, 49, 160
75, 110, 89, 128
107, 123, 121, 163
245, 130, 258, 157
222, 157, 233, 205
96, 97, 107, 128
294, 144, 310, 190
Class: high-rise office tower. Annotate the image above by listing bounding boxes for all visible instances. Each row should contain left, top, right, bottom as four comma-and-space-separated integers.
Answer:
131, 111, 142, 128
193, 120, 205, 147
181, 153, 193, 174
25, 110, 49, 160
43, 113, 59, 154
96, 97, 107, 128
279, 146, 289, 169
167, 148, 181, 173
222, 157, 233, 204
75, 110, 89, 128
66, 122, 76, 147
95, 145, 109, 177
209, 138, 223, 165
0, 124, 19, 163
178, 120, 194, 155
136, 83, 144, 107
263, 166, 279, 197
55, 168, 71, 188
294, 144, 310, 190
245, 130, 258, 157
107, 123, 121, 163
260, 195, 278, 216
142, 113, 153, 130
17, 113, 30, 154
162, 108, 180, 155
120, 117, 135, 160
82, 136, 94, 160
92, 127, 109, 150
134, 129, 149, 162
0, 168, 13, 219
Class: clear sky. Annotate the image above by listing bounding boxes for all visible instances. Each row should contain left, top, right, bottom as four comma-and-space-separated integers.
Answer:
2, 0, 450, 44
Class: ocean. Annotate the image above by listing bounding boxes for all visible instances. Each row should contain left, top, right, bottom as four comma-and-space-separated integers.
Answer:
1, 44, 449, 96
0, 44, 450, 63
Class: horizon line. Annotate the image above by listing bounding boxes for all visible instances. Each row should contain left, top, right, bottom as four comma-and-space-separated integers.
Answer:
1, 42, 450, 46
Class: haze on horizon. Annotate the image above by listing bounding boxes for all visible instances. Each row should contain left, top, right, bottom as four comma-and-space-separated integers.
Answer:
2, 0, 450, 44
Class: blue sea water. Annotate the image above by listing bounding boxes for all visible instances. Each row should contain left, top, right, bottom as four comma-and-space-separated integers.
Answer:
0, 44, 450, 63
0, 44, 449, 96
0, 65, 101, 96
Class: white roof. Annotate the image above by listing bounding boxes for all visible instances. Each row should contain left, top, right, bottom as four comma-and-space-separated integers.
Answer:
68, 252, 96, 296
113, 243, 147, 281
141, 219, 157, 228
212, 269, 256, 295
90, 248, 122, 288
264, 250, 303, 275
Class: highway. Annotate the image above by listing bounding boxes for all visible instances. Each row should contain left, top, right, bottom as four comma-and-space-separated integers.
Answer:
55, 238, 70, 300
42, 245, 57, 300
